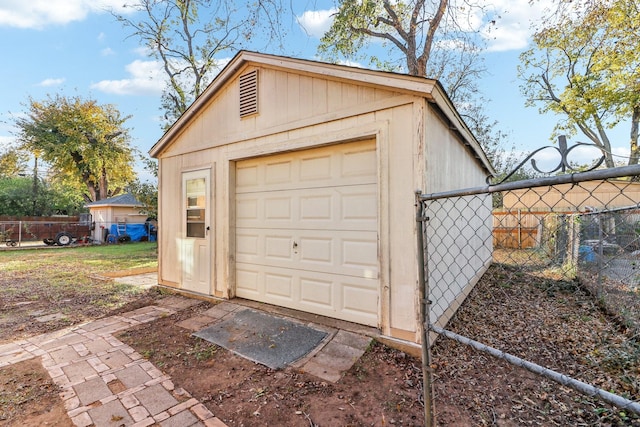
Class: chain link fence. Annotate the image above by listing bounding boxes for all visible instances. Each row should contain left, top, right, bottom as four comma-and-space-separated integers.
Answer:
0, 215, 93, 247
417, 165, 640, 426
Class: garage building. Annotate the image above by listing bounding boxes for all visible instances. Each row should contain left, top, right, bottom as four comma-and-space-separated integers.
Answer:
149, 51, 493, 344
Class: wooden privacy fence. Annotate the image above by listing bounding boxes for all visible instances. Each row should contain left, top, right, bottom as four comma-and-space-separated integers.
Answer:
493, 209, 574, 249
0, 215, 92, 245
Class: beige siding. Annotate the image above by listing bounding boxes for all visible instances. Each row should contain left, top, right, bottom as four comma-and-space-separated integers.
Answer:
162, 66, 403, 158
423, 105, 493, 330
158, 156, 182, 286
503, 181, 640, 211
155, 57, 491, 345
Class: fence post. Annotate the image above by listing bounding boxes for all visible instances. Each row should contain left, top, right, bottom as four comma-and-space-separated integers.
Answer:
18, 220, 22, 247
415, 191, 434, 427
517, 209, 522, 249
597, 214, 604, 298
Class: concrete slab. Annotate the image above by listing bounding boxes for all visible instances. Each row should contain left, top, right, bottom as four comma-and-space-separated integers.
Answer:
332, 329, 373, 350
309, 345, 362, 371
160, 409, 201, 427
74, 377, 112, 406
87, 399, 134, 426
302, 360, 342, 383
49, 345, 81, 365
62, 360, 97, 383
114, 364, 152, 389
134, 384, 178, 416
201, 305, 233, 319
84, 337, 113, 355
100, 350, 132, 369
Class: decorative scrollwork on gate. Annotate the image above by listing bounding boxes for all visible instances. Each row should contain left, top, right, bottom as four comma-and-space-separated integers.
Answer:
488, 135, 607, 185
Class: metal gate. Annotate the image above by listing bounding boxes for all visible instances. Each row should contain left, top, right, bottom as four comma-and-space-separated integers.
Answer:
416, 142, 640, 426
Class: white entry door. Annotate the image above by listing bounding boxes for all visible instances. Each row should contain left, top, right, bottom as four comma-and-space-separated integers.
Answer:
235, 140, 379, 326
182, 169, 211, 294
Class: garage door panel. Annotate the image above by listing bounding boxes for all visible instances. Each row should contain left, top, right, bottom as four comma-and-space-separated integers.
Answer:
342, 284, 378, 317
300, 194, 332, 220
265, 272, 294, 299
236, 184, 377, 231
236, 198, 258, 220
236, 233, 259, 256
236, 263, 378, 326
235, 139, 379, 326
341, 189, 377, 222
265, 235, 294, 260
341, 148, 377, 179
342, 239, 379, 273
236, 141, 376, 194
300, 277, 333, 306
236, 269, 260, 294
264, 196, 292, 220
265, 160, 293, 185
300, 155, 332, 181
236, 229, 378, 278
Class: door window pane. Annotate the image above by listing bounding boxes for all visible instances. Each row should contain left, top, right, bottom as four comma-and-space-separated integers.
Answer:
186, 178, 206, 238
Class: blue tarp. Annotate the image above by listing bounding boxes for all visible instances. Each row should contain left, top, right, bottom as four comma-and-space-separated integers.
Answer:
109, 223, 152, 242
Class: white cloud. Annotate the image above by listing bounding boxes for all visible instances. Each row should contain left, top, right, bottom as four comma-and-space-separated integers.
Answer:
91, 59, 165, 96
297, 8, 337, 38
298, 2, 558, 53
37, 78, 65, 87
479, 0, 555, 52
101, 47, 115, 56
331, 59, 363, 68
0, 0, 135, 30
0, 135, 16, 147
612, 145, 631, 164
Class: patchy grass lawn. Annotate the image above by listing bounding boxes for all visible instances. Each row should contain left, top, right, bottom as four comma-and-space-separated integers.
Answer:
1, 244, 639, 426
0, 242, 159, 344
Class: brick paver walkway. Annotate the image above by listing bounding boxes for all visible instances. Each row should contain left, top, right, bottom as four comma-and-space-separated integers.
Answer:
0, 296, 227, 427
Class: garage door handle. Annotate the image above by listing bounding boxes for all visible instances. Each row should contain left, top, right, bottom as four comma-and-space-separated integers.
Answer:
292, 241, 298, 248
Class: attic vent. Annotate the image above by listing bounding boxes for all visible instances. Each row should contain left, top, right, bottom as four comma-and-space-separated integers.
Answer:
239, 70, 258, 118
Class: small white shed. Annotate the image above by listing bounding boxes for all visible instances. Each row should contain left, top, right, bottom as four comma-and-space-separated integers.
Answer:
149, 51, 493, 344
85, 193, 148, 243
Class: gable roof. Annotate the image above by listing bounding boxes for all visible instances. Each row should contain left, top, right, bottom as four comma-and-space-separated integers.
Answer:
149, 51, 493, 174
85, 193, 142, 208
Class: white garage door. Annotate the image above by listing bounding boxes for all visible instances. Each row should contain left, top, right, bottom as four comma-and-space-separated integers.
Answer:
235, 140, 379, 326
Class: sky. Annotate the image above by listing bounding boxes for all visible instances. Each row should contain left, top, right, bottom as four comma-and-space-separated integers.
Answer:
0, 0, 631, 182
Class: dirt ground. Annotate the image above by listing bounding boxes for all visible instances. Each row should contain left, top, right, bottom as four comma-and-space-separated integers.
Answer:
2, 267, 640, 425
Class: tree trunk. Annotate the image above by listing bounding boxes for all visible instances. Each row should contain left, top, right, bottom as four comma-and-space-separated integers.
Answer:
628, 105, 640, 166
593, 113, 615, 168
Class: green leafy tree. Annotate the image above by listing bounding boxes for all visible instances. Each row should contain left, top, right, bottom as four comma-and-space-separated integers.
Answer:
519, 0, 640, 167
14, 94, 136, 203
0, 176, 42, 216
113, 0, 287, 126
0, 176, 84, 216
317, 1, 490, 98
128, 157, 158, 219
0, 147, 28, 178
317, 0, 509, 175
